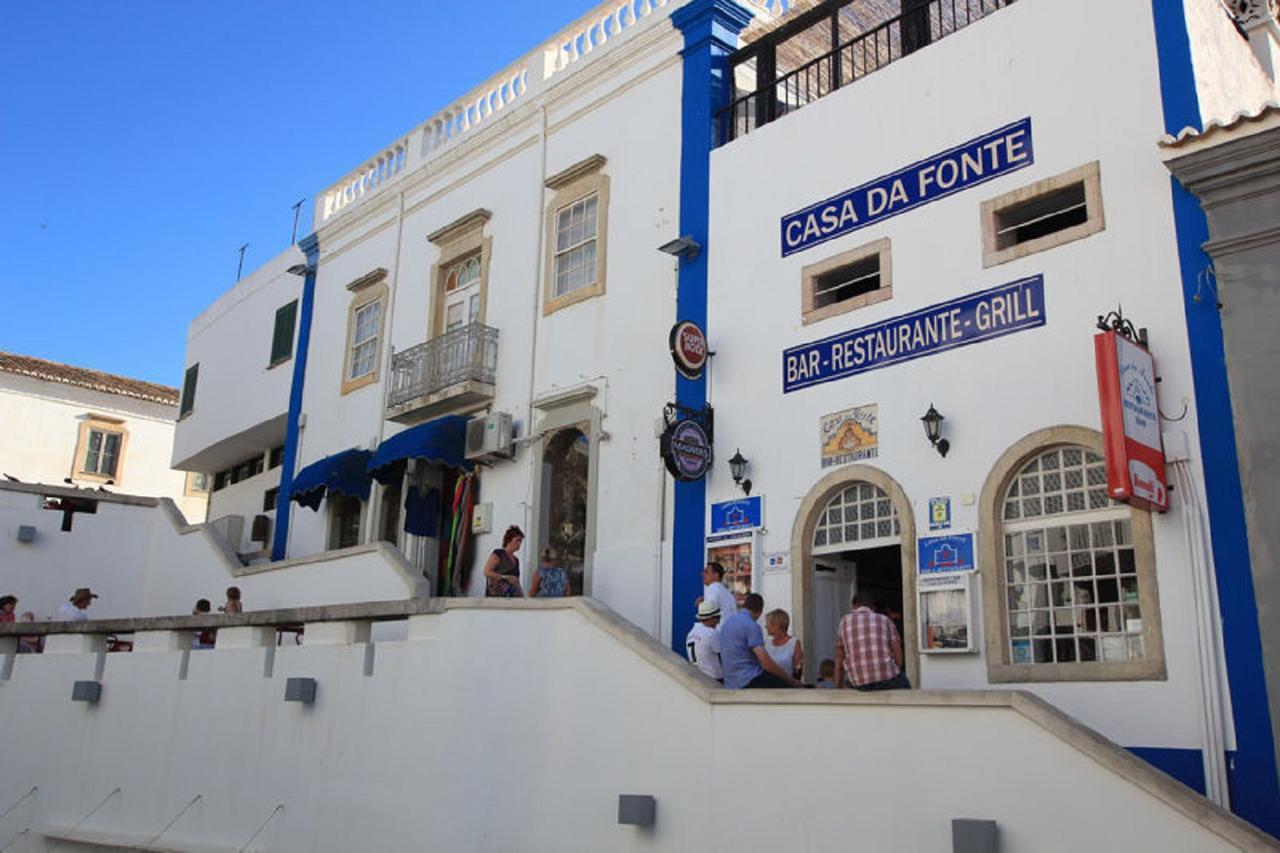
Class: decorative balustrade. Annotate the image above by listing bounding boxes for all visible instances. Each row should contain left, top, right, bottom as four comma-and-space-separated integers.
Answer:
387, 323, 499, 412
316, 0, 799, 228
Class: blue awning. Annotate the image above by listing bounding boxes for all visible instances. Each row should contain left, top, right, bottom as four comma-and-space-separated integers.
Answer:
368, 415, 471, 485
289, 448, 373, 510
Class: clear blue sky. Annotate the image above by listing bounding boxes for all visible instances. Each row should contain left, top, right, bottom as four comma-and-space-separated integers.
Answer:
0, 0, 597, 387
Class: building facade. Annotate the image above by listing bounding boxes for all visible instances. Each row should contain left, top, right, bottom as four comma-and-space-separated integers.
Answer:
170, 0, 1280, 834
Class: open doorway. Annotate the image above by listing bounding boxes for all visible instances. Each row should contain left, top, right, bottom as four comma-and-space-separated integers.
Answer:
793, 470, 919, 685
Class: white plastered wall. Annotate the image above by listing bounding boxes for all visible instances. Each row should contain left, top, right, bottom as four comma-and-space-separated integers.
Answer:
1184, 0, 1280, 128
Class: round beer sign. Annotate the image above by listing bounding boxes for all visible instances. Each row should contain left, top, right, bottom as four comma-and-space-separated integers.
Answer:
669, 320, 708, 380
661, 419, 712, 482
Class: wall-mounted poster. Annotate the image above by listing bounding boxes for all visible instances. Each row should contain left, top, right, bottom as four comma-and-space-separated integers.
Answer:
706, 533, 755, 605
820, 404, 879, 468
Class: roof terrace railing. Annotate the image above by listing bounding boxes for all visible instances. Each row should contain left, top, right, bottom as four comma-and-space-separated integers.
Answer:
316, 0, 800, 230
719, 0, 1015, 144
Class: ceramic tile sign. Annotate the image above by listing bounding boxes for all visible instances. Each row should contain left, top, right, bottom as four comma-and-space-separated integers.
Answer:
917, 532, 976, 575
784, 275, 1045, 393
928, 496, 952, 531
820, 404, 879, 468
780, 117, 1033, 257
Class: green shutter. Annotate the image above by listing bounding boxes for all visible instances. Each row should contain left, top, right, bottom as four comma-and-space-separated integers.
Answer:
180, 364, 198, 417
270, 300, 298, 365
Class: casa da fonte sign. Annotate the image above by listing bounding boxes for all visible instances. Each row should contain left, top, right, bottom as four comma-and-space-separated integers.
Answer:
1094, 329, 1169, 512
780, 117, 1033, 257
784, 275, 1045, 393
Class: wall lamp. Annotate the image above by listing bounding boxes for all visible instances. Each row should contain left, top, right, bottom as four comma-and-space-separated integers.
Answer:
921, 405, 950, 458
657, 236, 701, 261
286, 263, 315, 277
728, 449, 752, 495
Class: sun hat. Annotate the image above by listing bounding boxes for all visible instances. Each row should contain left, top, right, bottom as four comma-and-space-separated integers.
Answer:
70, 588, 98, 602
696, 599, 721, 621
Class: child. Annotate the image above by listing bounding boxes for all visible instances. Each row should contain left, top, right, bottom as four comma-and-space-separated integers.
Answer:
219, 586, 242, 614
764, 608, 803, 680
816, 658, 837, 688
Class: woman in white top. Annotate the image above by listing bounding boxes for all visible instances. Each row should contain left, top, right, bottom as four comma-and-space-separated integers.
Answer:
764, 608, 803, 681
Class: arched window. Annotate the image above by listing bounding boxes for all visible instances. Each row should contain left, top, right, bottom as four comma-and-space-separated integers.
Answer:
813, 482, 900, 553
981, 431, 1165, 682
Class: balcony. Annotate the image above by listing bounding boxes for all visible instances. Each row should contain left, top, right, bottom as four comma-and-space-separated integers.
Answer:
720, 0, 1015, 144
386, 323, 498, 424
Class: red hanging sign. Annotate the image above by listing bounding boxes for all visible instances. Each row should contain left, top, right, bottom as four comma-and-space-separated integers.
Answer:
1094, 329, 1169, 512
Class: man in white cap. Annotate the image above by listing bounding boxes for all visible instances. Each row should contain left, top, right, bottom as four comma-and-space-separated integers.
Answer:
685, 598, 724, 682
56, 587, 97, 622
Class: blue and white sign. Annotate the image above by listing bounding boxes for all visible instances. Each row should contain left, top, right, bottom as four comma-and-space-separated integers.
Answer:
710, 495, 763, 533
780, 117, 1033, 256
918, 533, 976, 575
928, 497, 952, 531
783, 275, 1045, 393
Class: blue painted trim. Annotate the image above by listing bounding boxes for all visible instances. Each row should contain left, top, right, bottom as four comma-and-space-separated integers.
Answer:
271, 234, 320, 561
1128, 747, 1207, 796
1151, 1, 1280, 836
669, 0, 754, 654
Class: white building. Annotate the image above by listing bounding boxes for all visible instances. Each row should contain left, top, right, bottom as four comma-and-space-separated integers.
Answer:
0, 352, 207, 524
124, 0, 1280, 840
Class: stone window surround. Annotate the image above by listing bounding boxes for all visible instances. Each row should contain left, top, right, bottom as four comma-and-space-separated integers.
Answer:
340, 268, 390, 396
543, 155, 610, 317
978, 425, 1166, 683
801, 237, 893, 325
427, 209, 493, 339
529, 385, 604, 596
73, 414, 129, 487
980, 161, 1105, 268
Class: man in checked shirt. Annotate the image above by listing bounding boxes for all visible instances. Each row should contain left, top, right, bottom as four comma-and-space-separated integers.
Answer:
835, 592, 910, 690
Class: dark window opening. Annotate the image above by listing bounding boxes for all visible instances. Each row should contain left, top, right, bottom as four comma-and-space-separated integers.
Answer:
179, 364, 199, 418
213, 471, 228, 492
328, 493, 362, 550
263, 487, 280, 513
995, 182, 1088, 249
814, 255, 880, 309
269, 445, 285, 469
270, 300, 298, 365
380, 482, 402, 545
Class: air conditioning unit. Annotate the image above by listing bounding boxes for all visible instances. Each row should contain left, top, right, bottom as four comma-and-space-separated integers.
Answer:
465, 411, 514, 461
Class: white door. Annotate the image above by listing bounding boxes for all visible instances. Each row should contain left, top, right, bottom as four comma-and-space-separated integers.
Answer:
443, 256, 481, 332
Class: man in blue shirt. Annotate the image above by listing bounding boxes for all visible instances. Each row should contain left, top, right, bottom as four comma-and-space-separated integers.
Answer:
719, 593, 800, 689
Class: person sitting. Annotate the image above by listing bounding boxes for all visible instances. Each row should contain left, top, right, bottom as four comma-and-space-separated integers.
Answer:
815, 659, 837, 688
685, 598, 723, 682
529, 547, 569, 598
836, 592, 909, 691
192, 598, 216, 649
56, 588, 97, 622
0, 595, 17, 623
764, 608, 803, 681
219, 586, 242, 614
719, 593, 799, 689
17, 612, 41, 654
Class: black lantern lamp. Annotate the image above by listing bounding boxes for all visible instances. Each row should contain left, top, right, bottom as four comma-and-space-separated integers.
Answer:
728, 449, 752, 495
921, 405, 950, 457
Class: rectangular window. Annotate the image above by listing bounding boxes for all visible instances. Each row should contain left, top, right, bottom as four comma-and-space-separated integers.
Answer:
553, 193, 599, 299
801, 238, 892, 325
328, 493, 363, 550
185, 471, 211, 496
83, 429, 121, 477
179, 364, 199, 418
263, 486, 280, 513
269, 445, 284, 469
981, 162, 1104, 268
213, 471, 228, 491
349, 299, 382, 381
270, 300, 298, 366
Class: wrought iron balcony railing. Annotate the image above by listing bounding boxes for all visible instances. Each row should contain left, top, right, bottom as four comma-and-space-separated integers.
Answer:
720, 0, 1015, 144
387, 323, 498, 410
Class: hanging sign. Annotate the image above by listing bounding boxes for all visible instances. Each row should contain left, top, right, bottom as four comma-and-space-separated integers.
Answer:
1094, 329, 1169, 512
710, 495, 763, 533
780, 117, 1033, 257
784, 275, 1045, 393
661, 418, 712, 481
670, 320, 708, 380
917, 532, 976, 575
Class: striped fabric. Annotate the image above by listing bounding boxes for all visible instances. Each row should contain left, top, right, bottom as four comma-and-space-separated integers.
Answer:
837, 607, 901, 686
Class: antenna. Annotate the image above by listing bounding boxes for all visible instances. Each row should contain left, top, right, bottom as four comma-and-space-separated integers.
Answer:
236, 243, 249, 281
291, 198, 306, 244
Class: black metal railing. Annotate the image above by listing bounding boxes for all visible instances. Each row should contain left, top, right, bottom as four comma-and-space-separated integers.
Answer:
720, 0, 1014, 143
387, 322, 498, 409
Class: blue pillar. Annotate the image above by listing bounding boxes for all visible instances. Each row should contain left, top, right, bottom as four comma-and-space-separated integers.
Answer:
669, 0, 754, 654
1150, 0, 1280, 835
271, 233, 320, 561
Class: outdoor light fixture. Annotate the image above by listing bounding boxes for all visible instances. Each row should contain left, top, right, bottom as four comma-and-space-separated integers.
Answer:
286, 263, 315, 277
657, 235, 702, 260
921, 405, 950, 457
728, 449, 752, 495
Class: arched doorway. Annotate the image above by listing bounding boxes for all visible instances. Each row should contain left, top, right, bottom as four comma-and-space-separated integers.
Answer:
790, 465, 919, 686
542, 427, 590, 595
